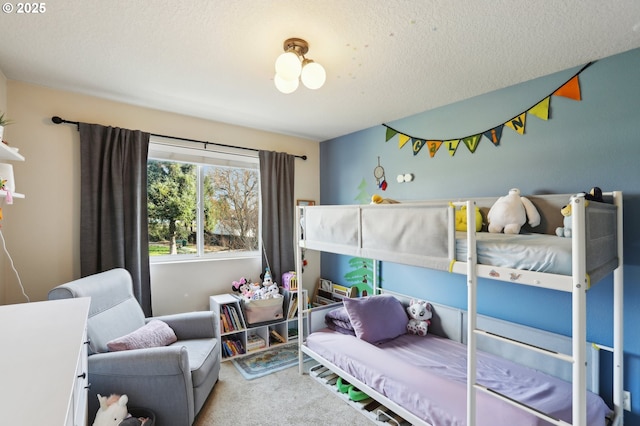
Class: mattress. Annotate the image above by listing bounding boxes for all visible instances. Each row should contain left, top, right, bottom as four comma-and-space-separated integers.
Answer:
456, 232, 572, 275
305, 330, 609, 426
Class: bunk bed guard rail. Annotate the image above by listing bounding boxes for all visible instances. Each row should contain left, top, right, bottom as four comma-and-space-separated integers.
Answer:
302, 203, 455, 271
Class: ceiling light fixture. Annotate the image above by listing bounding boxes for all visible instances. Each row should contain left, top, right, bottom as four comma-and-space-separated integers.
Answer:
274, 38, 326, 94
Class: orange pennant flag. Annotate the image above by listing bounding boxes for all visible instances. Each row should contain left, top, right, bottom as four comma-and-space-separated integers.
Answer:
426, 141, 442, 158
528, 97, 550, 120
398, 134, 411, 149
505, 113, 526, 135
553, 76, 581, 101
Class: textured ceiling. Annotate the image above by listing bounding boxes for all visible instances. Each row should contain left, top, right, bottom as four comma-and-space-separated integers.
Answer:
1, 1, 639, 141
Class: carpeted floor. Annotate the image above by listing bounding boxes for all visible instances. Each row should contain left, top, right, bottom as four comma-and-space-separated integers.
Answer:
194, 359, 374, 425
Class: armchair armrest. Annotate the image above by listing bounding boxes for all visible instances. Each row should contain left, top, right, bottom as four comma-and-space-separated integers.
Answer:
149, 311, 216, 340
89, 345, 191, 376
88, 346, 195, 426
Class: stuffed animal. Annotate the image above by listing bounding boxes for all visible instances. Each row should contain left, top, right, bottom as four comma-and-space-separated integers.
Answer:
93, 394, 152, 426
487, 188, 541, 234
584, 187, 603, 202
555, 203, 572, 238
406, 299, 432, 336
371, 194, 399, 204
455, 205, 483, 231
93, 394, 129, 426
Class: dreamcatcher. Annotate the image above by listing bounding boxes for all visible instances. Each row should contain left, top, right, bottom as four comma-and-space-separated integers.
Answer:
373, 157, 387, 190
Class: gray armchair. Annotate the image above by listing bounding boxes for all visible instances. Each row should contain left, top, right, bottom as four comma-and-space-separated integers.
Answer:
48, 268, 220, 426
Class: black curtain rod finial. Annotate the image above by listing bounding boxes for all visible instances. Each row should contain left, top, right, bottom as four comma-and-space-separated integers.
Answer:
51, 116, 63, 124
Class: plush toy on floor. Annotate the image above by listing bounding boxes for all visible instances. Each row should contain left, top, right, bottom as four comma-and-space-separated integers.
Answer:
92, 394, 152, 426
487, 188, 541, 234
406, 299, 432, 336
93, 394, 129, 426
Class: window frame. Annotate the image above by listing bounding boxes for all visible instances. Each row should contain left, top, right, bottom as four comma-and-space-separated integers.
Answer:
147, 140, 261, 263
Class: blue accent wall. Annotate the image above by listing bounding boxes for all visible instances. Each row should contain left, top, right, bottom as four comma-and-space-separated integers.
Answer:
319, 47, 640, 422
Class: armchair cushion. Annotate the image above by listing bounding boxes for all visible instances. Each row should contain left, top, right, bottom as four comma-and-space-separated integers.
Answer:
107, 320, 178, 352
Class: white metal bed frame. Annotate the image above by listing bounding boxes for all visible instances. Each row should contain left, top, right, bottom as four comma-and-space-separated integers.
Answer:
295, 191, 624, 426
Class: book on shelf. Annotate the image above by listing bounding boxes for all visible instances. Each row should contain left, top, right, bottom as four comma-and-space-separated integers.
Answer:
287, 294, 298, 319
229, 305, 244, 329
222, 337, 245, 357
220, 313, 231, 333
222, 305, 236, 331
269, 329, 286, 344
246, 334, 266, 351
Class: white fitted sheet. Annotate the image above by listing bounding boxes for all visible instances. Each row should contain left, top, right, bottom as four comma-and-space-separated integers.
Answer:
456, 232, 572, 275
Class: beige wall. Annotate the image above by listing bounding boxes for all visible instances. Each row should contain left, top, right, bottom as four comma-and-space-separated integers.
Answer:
2, 80, 320, 313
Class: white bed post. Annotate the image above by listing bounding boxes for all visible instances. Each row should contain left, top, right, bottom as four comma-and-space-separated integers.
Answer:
466, 200, 478, 426
613, 191, 624, 425
571, 194, 588, 426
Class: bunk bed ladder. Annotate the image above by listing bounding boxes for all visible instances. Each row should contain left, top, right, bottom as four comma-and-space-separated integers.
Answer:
466, 195, 597, 426
469, 193, 625, 426
465, 200, 478, 426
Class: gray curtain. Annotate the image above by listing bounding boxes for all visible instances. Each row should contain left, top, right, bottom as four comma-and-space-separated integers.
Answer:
259, 150, 295, 284
79, 123, 152, 316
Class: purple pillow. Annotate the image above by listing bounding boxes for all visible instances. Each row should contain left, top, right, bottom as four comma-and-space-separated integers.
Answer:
343, 295, 408, 344
325, 306, 356, 335
107, 320, 178, 351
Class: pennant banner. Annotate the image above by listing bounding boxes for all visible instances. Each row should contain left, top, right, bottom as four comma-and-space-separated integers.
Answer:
446, 140, 460, 156
383, 62, 592, 158
412, 139, 426, 156
398, 134, 410, 149
483, 125, 504, 146
427, 140, 442, 158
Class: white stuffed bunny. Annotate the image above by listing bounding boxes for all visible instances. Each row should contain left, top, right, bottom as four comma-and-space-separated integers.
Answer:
487, 188, 540, 234
93, 394, 128, 426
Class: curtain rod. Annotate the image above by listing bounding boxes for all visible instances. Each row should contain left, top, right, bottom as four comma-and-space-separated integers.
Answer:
51, 116, 308, 160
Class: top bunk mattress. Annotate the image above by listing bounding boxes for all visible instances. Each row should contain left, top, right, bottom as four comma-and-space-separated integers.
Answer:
305, 329, 609, 426
456, 231, 571, 275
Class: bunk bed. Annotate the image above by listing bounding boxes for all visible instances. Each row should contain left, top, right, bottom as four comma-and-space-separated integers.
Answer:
295, 191, 624, 426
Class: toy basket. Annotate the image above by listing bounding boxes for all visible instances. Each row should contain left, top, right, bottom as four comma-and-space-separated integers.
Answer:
243, 297, 284, 325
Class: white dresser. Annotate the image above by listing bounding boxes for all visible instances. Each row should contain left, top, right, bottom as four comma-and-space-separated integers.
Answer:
0, 297, 90, 425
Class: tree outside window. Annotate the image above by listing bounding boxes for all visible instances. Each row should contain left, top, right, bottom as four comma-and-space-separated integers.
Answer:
147, 144, 260, 259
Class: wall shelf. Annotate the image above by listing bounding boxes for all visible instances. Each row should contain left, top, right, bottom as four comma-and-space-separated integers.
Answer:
0, 190, 24, 199
0, 143, 24, 162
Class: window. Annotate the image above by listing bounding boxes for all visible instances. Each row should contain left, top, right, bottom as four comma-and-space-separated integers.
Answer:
147, 142, 260, 260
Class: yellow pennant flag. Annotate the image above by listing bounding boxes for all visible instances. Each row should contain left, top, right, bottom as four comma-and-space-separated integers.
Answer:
446, 140, 460, 156
505, 113, 526, 135
427, 141, 443, 158
553, 76, 581, 101
398, 134, 411, 149
462, 135, 481, 153
528, 97, 550, 120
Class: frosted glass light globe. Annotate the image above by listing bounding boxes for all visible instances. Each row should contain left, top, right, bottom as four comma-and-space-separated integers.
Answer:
301, 61, 326, 90
275, 51, 302, 81
274, 73, 299, 94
